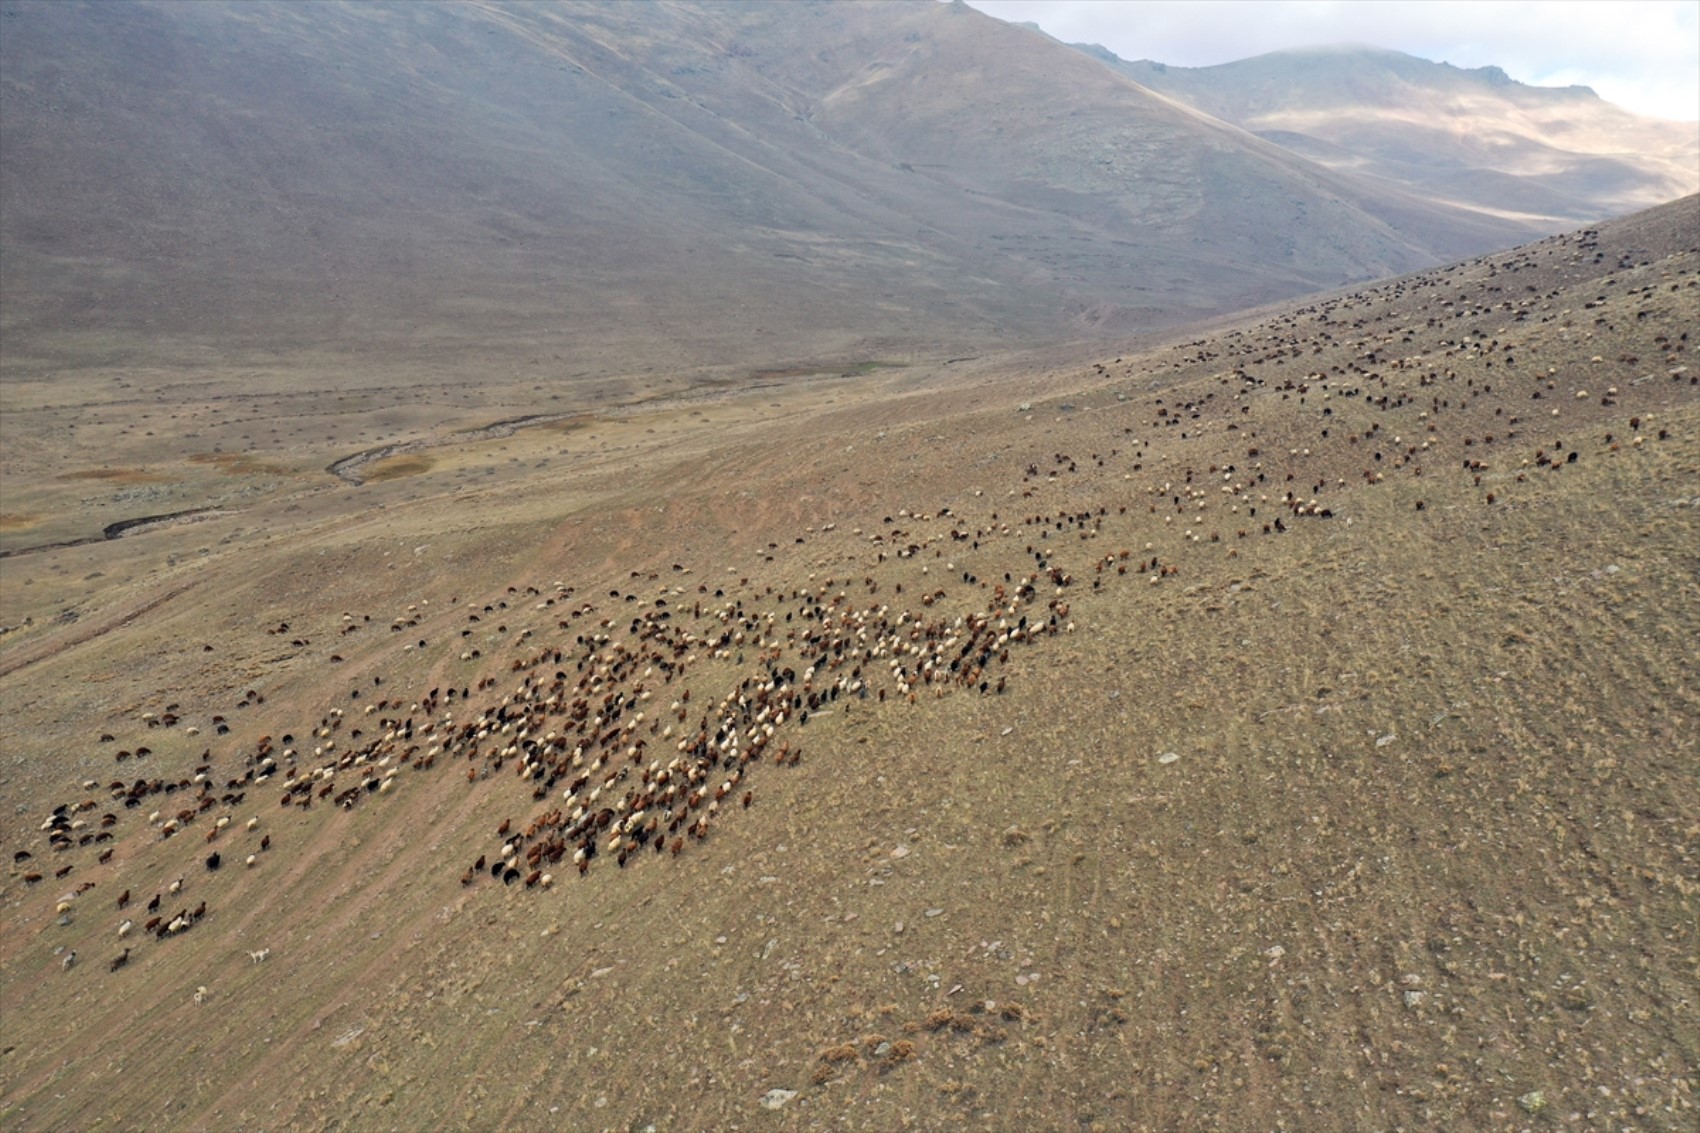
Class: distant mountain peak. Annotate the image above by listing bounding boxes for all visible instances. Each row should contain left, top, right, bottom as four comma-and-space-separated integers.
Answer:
1067, 36, 1694, 227
1455, 61, 1596, 98
1090, 41, 1603, 102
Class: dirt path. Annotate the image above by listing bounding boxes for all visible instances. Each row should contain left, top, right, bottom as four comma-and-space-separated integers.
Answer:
0, 580, 200, 680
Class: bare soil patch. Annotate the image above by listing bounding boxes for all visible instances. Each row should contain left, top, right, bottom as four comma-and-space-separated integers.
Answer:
57, 468, 161, 484
360, 455, 435, 482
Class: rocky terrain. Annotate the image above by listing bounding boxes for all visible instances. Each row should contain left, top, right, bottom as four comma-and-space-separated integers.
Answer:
2, 195, 1695, 1131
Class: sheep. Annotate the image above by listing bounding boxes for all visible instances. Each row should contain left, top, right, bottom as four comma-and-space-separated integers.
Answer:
117, 919, 133, 938
109, 947, 131, 972
247, 948, 270, 964
61, 950, 76, 971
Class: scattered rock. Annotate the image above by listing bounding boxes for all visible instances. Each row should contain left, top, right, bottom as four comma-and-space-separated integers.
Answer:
1157, 752, 1179, 765
760, 1088, 798, 1110
1517, 1090, 1546, 1115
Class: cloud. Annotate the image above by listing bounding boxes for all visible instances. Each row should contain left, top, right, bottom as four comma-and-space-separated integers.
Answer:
963, 0, 1700, 120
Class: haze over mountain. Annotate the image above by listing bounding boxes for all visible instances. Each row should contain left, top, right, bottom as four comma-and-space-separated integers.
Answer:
1066, 40, 1700, 231
2, 0, 1585, 380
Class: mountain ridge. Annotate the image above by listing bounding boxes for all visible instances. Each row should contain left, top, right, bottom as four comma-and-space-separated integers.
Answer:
1062, 40, 1700, 228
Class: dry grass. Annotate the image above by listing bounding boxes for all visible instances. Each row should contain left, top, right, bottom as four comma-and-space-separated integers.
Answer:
185, 452, 292, 476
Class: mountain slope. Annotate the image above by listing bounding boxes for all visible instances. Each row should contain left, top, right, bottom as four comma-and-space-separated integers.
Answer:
1072, 43, 1700, 228
2, 1, 1553, 376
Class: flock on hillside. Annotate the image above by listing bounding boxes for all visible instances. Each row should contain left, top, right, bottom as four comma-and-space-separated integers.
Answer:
14, 222, 1695, 981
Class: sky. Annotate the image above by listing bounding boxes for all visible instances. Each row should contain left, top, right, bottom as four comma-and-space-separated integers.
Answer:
962, 1, 1700, 121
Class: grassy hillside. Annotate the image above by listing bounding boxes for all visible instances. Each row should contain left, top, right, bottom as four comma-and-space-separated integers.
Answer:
2, 197, 1695, 1130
